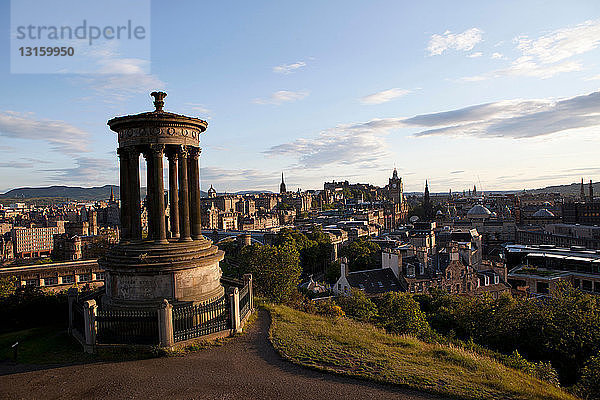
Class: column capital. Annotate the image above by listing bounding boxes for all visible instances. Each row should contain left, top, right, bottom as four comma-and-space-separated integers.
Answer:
149, 143, 165, 156
165, 146, 179, 161
188, 146, 202, 160
177, 144, 189, 157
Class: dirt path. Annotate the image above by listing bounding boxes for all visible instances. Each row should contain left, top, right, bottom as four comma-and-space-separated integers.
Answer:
0, 310, 446, 399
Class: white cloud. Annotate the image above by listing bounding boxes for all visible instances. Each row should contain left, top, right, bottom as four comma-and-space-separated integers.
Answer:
185, 103, 211, 115
515, 19, 600, 64
461, 19, 600, 81
253, 90, 309, 105
265, 91, 600, 169
467, 52, 483, 58
427, 28, 483, 56
273, 61, 307, 74
50, 157, 118, 185
584, 74, 600, 81
491, 52, 504, 59
360, 88, 411, 105
0, 111, 89, 154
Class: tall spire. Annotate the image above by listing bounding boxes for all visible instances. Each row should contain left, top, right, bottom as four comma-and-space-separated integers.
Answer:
581, 178, 586, 201
279, 172, 287, 194
590, 180, 594, 202
110, 186, 115, 202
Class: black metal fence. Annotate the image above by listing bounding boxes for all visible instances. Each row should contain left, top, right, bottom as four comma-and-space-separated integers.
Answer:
172, 295, 230, 342
96, 309, 159, 345
239, 285, 250, 321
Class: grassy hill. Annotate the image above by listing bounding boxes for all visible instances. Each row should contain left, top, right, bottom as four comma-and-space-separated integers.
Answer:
266, 304, 578, 400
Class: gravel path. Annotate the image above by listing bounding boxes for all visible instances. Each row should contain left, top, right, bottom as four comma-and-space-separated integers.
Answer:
0, 310, 445, 399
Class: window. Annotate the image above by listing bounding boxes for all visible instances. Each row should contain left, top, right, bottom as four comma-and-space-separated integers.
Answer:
446, 271, 451, 279
26, 279, 38, 287
62, 275, 74, 284
78, 273, 91, 282
536, 282, 549, 294
44, 277, 58, 286
467, 282, 471, 291
582, 280, 593, 292
573, 279, 580, 288
95, 272, 105, 280
337, 283, 341, 290
594, 281, 600, 293
456, 284, 460, 293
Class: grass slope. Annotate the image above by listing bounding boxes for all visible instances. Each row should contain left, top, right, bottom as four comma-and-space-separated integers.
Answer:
267, 304, 578, 400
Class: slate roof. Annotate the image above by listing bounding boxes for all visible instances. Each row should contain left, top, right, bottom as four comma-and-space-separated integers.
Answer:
346, 268, 404, 294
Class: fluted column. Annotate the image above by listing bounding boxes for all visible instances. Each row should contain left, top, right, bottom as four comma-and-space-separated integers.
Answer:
151, 144, 168, 244
166, 148, 180, 239
117, 148, 131, 241
128, 148, 142, 240
178, 145, 192, 241
188, 147, 202, 239
143, 147, 155, 240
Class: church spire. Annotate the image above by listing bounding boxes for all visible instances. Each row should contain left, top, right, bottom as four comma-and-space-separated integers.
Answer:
110, 186, 115, 202
279, 172, 287, 194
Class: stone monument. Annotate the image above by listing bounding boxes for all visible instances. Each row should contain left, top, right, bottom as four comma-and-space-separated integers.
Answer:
100, 91, 224, 309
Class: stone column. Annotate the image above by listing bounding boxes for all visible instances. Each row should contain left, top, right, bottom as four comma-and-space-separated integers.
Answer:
229, 287, 241, 334
117, 148, 131, 241
151, 144, 168, 244
166, 149, 180, 239
128, 148, 142, 240
144, 148, 155, 240
83, 299, 97, 354
158, 299, 174, 348
177, 146, 192, 241
188, 147, 202, 240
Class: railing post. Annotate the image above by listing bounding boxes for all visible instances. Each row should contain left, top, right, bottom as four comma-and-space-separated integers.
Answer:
83, 299, 97, 354
243, 273, 254, 311
67, 287, 78, 335
158, 299, 174, 348
229, 287, 241, 334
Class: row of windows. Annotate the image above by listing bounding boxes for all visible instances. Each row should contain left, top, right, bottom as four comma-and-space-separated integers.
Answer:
23, 273, 105, 286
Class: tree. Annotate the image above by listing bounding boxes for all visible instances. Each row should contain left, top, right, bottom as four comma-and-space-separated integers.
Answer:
341, 238, 380, 271
336, 289, 378, 322
240, 242, 301, 303
377, 292, 431, 337
0, 276, 17, 298
577, 351, 600, 399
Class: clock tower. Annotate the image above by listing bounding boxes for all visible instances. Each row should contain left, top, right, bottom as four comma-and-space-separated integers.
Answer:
389, 168, 403, 204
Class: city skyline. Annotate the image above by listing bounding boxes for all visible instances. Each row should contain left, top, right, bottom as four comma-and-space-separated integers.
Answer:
1, 1, 600, 193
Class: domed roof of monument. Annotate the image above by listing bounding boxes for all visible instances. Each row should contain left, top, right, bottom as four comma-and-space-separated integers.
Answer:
107, 91, 208, 132
533, 208, 555, 217
467, 204, 491, 218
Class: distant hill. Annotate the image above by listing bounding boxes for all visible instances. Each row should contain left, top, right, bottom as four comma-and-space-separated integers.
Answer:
0, 185, 208, 201
527, 181, 600, 196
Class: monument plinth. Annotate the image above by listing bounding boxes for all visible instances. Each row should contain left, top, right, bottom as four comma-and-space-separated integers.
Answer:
100, 92, 224, 309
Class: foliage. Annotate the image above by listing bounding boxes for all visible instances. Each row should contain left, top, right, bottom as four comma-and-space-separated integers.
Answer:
271, 227, 331, 275
314, 299, 345, 319
324, 259, 341, 283
0, 286, 71, 333
0, 275, 17, 298
335, 289, 378, 322
576, 351, 600, 399
266, 303, 577, 400
341, 237, 380, 271
417, 281, 600, 390
376, 292, 431, 338
239, 242, 301, 303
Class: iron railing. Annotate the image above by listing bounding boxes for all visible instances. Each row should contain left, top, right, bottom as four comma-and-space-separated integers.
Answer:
172, 295, 230, 342
239, 284, 250, 321
96, 308, 159, 345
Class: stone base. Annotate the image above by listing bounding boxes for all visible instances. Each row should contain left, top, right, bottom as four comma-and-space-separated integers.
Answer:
99, 237, 224, 309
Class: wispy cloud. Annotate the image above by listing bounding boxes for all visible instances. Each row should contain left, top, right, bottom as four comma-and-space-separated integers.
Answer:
72, 42, 165, 103
265, 90, 600, 169
491, 52, 504, 59
49, 157, 117, 185
200, 167, 277, 191
0, 111, 89, 154
467, 52, 483, 58
253, 90, 309, 105
462, 19, 600, 81
427, 28, 483, 56
360, 88, 411, 105
273, 61, 307, 74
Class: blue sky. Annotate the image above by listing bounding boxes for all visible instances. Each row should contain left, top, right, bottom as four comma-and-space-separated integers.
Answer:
1, 0, 599, 194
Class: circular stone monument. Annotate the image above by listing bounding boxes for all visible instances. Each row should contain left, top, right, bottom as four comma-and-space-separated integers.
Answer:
100, 92, 224, 309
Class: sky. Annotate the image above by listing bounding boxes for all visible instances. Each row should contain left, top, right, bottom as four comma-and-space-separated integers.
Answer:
0, 0, 600, 194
